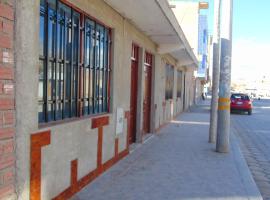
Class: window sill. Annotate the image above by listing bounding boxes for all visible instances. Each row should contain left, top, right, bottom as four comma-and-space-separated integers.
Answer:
38, 112, 111, 130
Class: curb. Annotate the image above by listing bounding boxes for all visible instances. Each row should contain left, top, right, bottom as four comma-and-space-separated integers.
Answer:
231, 132, 263, 200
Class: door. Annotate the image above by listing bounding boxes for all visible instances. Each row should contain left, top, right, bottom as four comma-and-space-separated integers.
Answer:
143, 52, 152, 134
129, 44, 139, 144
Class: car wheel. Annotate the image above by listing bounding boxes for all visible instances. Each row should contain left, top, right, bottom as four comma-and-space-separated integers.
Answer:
248, 110, 252, 115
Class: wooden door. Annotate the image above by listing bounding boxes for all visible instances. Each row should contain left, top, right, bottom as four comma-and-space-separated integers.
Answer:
143, 52, 152, 134
129, 44, 139, 144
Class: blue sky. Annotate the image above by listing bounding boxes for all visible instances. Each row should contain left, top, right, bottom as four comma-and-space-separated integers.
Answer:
231, 0, 270, 81
205, 0, 270, 43
203, 0, 270, 81
175, 0, 270, 81
233, 0, 270, 43
175, 0, 270, 43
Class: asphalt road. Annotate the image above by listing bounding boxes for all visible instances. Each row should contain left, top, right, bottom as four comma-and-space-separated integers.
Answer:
232, 99, 270, 200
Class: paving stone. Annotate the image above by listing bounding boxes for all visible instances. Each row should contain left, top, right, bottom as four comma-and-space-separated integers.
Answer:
72, 101, 262, 200
232, 99, 270, 200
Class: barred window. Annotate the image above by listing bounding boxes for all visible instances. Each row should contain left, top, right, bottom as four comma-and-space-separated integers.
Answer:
165, 64, 174, 100
39, 0, 111, 124
177, 70, 182, 98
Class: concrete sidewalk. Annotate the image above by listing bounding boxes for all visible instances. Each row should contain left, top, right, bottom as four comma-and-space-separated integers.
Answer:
72, 102, 262, 200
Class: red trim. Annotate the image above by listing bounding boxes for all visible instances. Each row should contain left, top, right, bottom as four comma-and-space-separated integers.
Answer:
92, 116, 109, 129
30, 130, 51, 200
115, 138, 119, 158
33, 113, 131, 200
91, 116, 110, 173
60, 0, 112, 29
97, 127, 103, 171
52, 149, 129, 200
71, 159, 78, 193
38, 113, 109, 129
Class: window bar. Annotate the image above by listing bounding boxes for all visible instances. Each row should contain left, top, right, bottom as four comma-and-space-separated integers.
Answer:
62, 11, 66, 118
102, 31, 106, 112
78, 15, 84, 117
107, 30, 112, 112
102, 28, 106, 112
59, 18, 63, 120
49, 8, 56, 122
42, 9, 46, 122
97, 27, 101, 113
70, 9, 74, 117
83, 21, 87, 115
53, 0, 58, 121
83, 19, 87, 115
74, 17, 79, 117
104, 31, 109, 112
57, 6, 62, 120
76, 14, 81, 117
92, 22, 97, 114
44, 1, 49, 122
82, 19, 86, 116
72, 15, 78, 118
105, 28, 109, 112
75, 13, 80, 117
40, 4, 46, 123
91, 24, 95, 114
88, 23, 92, 115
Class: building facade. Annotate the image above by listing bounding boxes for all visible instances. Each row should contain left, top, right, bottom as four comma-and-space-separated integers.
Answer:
0, 0, 16, 199
170, 1, 210, 104
0, 0, 199, 199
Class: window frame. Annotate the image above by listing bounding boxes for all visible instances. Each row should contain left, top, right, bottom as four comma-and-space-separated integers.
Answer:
176, 70, 182, 98
38, 0, 112, 126
165, 64, 174, 100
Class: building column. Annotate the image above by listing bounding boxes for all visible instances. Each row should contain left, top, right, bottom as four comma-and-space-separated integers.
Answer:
15, 0, 40, 199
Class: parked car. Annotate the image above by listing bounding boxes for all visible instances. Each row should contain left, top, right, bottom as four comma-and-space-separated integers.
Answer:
230, 93, 253, 115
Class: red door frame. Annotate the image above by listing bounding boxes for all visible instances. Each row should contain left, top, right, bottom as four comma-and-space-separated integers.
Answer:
129, 44, 139, 144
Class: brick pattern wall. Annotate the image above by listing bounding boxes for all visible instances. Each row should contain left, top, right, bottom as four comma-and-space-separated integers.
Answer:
0, 0, 15, 199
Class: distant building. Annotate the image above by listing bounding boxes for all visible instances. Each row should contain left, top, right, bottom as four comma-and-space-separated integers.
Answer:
198, 14, 209, 79
170, 0, 210, 103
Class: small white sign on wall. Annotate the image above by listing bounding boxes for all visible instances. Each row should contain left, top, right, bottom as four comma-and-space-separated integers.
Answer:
116, 108, 124, 135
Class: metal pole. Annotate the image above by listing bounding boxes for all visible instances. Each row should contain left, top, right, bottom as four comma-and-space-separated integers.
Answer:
216, 0, 233, 153
209, 0, 221, 143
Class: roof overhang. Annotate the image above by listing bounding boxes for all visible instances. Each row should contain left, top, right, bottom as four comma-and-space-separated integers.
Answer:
103, 0, 198, 69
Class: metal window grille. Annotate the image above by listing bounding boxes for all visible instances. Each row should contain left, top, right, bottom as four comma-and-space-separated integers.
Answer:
39, 0, 111, 124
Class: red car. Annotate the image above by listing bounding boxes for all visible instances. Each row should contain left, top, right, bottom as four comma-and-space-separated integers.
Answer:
230, 93, 253, 115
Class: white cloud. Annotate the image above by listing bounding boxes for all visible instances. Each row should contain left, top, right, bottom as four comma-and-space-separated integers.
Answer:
231, 38, 270, 81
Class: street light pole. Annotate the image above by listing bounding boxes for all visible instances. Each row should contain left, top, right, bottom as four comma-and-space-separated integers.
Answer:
216, 0, 233, 153
209, 0, 221, 143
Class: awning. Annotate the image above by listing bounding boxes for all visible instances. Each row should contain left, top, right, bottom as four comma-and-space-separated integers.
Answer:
103, 0, 198, 69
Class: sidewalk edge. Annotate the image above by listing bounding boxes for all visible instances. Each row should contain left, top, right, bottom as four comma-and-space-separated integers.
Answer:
231, 131, 263, 200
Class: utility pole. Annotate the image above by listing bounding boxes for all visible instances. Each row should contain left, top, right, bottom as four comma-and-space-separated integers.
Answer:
216, 0, 233, 153
209, 0, 221, 143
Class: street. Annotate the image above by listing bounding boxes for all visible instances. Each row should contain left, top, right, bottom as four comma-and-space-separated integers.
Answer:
232, 99, 270, 200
